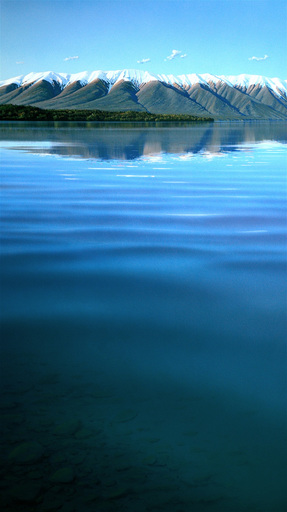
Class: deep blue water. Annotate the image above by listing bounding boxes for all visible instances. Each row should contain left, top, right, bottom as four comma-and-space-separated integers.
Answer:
0, 121, 286, 511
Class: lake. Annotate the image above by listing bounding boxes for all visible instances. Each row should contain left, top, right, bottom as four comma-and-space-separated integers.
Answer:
0, 121, 286, 511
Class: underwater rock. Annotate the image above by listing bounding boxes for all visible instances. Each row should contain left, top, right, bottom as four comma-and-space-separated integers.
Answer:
57, 502, 77, 512
183, 430, 199, 437
9, 481, 43, 502
104, 486, 130, 500
0, 399, 19, 411
89, 388, 114, 399
113, 409, 138, 423
39, 492, 64, 511
70, 452, 86, 465
53, 419, 81, 436
142, 455, 157, 466
38, 373, 60, 385
8, 441, 44, 464
145, 437, 160, 444
74, 427, 93, 439
50, 453, 67, 465
39, 418, 54, 428
103, 478, 117, 488
50, 467, 75, 484
116, 462, 132, 472
27, 470, 43, 480
0, 412, 24, 425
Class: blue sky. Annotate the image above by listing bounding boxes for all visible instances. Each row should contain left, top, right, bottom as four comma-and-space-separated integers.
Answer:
1, 0, 286, 80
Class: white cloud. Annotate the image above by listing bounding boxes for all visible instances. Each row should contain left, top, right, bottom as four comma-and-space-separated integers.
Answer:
165, 49, 182, 61
180, 53, 187, 59
248, 54, 269, 61
64, 56, 79, 61
137, 58, 151, 64
16, 61, 24, 64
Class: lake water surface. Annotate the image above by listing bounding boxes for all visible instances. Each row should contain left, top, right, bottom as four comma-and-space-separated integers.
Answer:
0, 121, 286, 511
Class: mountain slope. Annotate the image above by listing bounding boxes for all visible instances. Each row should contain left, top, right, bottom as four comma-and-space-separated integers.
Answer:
137, 81, 209, 116
4, 80, 61, 106
190, 82, 285, 119
83, 80, 147, 112
0, 70, 286, 119
37, 79, 109, 109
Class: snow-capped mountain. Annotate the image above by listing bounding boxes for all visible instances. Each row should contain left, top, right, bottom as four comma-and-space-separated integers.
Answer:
1, 70, 286, 119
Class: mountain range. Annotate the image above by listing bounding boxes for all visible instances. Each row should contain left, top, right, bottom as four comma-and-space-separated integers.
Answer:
0, 70, 287, 119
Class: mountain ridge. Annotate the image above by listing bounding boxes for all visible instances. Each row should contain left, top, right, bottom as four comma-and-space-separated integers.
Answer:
1, 70, 286, 119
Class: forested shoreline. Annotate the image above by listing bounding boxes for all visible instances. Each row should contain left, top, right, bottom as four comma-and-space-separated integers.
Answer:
0, 104, 214, 122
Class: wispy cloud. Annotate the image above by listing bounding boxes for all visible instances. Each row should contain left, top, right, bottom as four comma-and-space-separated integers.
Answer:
64, 56, 79, 61
180, 53, 187, 59
165, 49, 182, 61
137, 58, 151, 64
248, 54, 268, 61
16, 61, 24, 65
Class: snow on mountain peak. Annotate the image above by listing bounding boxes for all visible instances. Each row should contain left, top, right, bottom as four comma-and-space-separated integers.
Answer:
224, 74, 287, 97
0, 70, 286, 98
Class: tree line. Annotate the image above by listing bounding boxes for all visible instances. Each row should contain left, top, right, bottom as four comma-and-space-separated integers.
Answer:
0, 104, 214, 122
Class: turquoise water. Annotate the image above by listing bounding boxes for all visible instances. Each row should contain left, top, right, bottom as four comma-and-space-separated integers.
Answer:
0, 121, 286, 511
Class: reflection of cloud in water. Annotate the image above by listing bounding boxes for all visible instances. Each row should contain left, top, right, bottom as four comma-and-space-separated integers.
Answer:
169, 213, 223, 217
1, 121, 286, 161
178, 152, 194, 160
240, 229, 268, 233
200, 151, 227, 160
141, 154, 164, 163
116, 175, 155, 178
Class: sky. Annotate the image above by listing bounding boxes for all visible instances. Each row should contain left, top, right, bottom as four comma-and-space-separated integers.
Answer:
1, 0, 286, 81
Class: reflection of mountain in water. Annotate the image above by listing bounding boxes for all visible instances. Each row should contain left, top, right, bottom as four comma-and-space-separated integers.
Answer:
1, 121, 287, 160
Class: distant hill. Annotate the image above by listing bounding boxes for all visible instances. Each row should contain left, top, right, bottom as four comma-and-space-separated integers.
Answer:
0, 70, 286, 119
